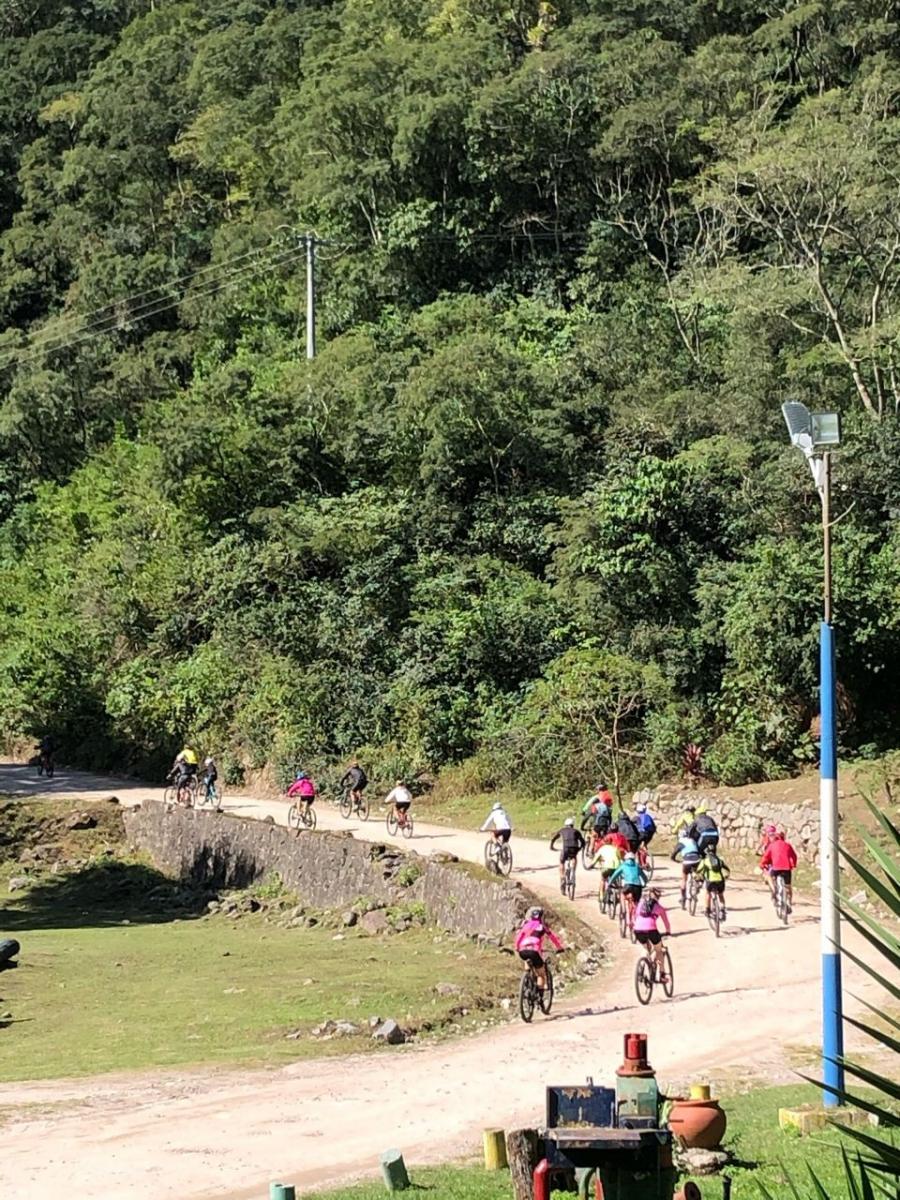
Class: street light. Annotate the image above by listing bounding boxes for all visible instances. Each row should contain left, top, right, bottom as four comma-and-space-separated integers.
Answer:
782, 400, 844, 1106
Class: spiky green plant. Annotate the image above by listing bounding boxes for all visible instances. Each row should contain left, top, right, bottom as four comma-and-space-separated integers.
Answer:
758, 799, 899, 1198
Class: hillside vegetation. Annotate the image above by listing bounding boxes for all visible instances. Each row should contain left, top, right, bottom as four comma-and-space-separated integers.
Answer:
1, 0, 900, 795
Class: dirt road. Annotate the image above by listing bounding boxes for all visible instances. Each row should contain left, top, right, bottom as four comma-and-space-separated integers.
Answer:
0, 764, 872, 1200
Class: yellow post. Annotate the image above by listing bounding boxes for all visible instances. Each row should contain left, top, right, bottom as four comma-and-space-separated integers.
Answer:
483, 1129, 508, 1170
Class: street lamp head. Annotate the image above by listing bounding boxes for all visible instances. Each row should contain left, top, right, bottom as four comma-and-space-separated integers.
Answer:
782, 401, 841, 453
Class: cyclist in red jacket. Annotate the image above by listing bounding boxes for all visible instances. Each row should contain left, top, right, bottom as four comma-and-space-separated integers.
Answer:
759, 832, 798, 912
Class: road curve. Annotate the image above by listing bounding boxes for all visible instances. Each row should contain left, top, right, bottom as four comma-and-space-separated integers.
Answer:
0, 763, 872, 1200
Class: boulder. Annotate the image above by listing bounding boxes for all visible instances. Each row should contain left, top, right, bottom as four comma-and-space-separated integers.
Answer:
360, 909, 390, 935
65, 812, 97, 831
341, 910, 358, 928
675, 1148, 729, 1175
372, 1019, 406, 1045
8, 877, 29, 893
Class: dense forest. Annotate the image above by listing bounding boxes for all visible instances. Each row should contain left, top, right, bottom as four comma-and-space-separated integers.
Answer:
1, 0, 900, 796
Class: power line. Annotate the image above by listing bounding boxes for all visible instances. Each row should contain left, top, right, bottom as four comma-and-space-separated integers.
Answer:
2, 244, 307, 368
1, 243, 307, 368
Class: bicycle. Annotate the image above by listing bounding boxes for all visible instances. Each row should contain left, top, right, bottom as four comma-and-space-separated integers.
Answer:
618, 893, 637, 942
386, 806, 414, 839
685, 870, 701, 916
707, 889, 724, 937
484, 837, 513, 876
37, 751, 54, 779
288, 799, 317, 831
637, 842, 654, 881
581, 833, 600, 871
196, 778, 223, 810
519, 959, 554, 1023
773, 874, 790, 925
603, 878, 621, 921
562, 855, 577, 900
634, 939, 674, 1005
339, 790, 369, 821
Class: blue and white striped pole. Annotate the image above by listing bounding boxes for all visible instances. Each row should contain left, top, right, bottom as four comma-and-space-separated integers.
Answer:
820, 618, 844, 1102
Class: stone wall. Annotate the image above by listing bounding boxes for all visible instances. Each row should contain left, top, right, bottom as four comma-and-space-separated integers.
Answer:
631, 786, 821, 864
124, 803, 568, 939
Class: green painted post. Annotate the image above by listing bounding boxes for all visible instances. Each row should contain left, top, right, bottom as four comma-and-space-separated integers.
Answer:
380, 1149, 410, 1192
270, 1184, 296, 1200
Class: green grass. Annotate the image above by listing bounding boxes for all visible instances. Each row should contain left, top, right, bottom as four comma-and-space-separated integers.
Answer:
294, 1085, 888, 1200
0, 795, 523, 1081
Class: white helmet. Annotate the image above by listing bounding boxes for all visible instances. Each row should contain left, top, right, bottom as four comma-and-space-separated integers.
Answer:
636, 802, 646, 813
204, 756, 214, 765
564, 817, 574, 827
492, 801, 502, 811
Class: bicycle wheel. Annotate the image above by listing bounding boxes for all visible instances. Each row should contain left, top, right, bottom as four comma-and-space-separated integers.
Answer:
519, 972, 536, 1023
618, 899, 628, 939
288, 804, 300, 830
661, 947, 674, 997
777, 880, 789, 925
566, 862, 576, 900
708, 893, 721, 937
339, 793, 352, 819
163, 785, 176, 806
357, 795, 370, 821
540, 964, 554, 1014
688, 876, 699, 916
402, 815, 413, 839
608, 885, 619, 922
635, 956, 654, 1005
582, 841, 595, 871
177, 784, 194, 809
386, 810, 399, 836
498, 843, 512, 876
642, 849, 654, 882
303, 804, 317, 831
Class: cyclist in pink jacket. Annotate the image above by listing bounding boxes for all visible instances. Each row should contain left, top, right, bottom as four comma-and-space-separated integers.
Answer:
515, 907, 564, 994
632, 887, 672, 982
286, 772, 316, 816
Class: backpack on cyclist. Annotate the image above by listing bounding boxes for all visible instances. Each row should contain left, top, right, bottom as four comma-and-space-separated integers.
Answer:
705, 851, 722, 873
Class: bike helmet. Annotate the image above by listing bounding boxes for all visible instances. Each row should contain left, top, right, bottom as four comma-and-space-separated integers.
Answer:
492, 801, 502, 811
564, 817, 574, 826
296, 771, 308, 781
635, 802, 646, 813
625, 851, 636, 861
650, 887, 662, 899
529, 906, 543, 920
204, 757, 214, 765
764, 823, 776, 834
695, 802, 708, 815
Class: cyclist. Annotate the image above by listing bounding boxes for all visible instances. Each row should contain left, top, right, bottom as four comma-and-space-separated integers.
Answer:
37, 734, 55, 773
286, 771, 316, 816
200, 756, 220, 808
481, 800, 512, 846
635, 802, 656, 846
550, 817, 585, 894
616, 809, 640, 853
672, 831, 702, 909
384, 779, 412, 824
603, 827, 630, 855
580, 785, 612, 835
170, 745, 198, 788
696, 848, 730, 922
515, 906, 564, 994
757, 823, 779, 895
689, 804, 719, 856
596, 837, 623, 907
633, 887, 672, 982
671, 804, 696, 851
340, 759, 368, 810
759, 831, 797, 913
606, 851, 648, 928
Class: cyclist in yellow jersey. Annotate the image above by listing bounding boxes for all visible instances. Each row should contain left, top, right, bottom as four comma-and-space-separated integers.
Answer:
170, 746, 199, 789
596, 839, 623, 909
695, 849, 730, 922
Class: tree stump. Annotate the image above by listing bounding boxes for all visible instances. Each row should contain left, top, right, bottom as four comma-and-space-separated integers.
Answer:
506, 1127, 540, 1200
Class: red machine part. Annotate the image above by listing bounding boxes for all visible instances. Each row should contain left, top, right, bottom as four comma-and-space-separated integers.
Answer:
533, 1158, 550, 1200
616, 1032, 654, 1078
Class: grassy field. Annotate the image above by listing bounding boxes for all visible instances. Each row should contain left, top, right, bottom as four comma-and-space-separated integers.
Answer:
293, 1084, 886, 1200
0, 796, 523, 1081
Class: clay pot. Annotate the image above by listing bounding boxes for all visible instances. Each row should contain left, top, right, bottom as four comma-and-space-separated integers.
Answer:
668, 1097, 727, 1149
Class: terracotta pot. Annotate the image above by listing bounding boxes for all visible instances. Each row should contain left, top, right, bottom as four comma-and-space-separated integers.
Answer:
668, 1097, 727, 1149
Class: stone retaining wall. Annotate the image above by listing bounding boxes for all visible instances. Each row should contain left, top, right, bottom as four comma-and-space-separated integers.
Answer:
124, 803, 561, 938
631, 786, 821, 864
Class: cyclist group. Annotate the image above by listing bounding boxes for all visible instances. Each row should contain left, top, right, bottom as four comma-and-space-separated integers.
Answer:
168, 747, 220, 807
